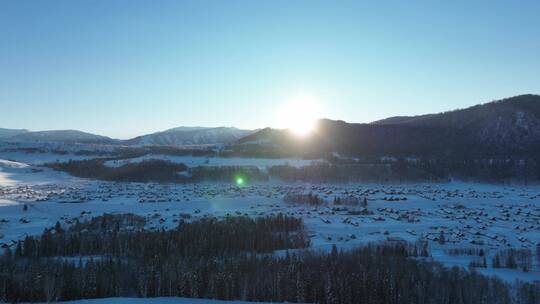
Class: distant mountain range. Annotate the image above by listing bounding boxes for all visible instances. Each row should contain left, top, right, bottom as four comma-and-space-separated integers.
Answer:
0, 126, 254, 146
238, 94, 540, 158
5, 130, 118, 145
2, 95, 540, 157
125, 127, 254, 146
0, 128, 28, 139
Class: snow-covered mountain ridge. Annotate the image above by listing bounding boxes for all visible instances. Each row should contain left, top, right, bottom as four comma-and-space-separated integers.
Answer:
0, 127, 255, 147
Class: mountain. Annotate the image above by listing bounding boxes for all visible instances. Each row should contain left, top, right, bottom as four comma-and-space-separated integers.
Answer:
161, 126, 209, 132
126, 127, 254, 146
372, 94, 540, 128
0, 126, 254, 146
6, 130, 118, 144
370, 94, 540, 155
0, 128, 28, 139
237, 95, 540, 158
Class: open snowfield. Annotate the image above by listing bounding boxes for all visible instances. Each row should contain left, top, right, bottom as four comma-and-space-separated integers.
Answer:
0, 159, 76, 186
0, 148, 322, 170
0, 151, 97, 165
1, 153, 539, 287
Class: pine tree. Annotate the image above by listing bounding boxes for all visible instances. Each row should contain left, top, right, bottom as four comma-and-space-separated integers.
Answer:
506, 251, 517, 269
324, 273, 337, 304
421, 241, 429, 257
2, 247, 11, 258
54, 221, 63, 233
493, 254, 501, 268
295, 272, 306, 303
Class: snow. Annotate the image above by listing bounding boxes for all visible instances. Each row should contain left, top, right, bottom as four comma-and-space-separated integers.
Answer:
0, 158, 75, 186
132, 127, 253, 146
0, 154, 539, 285
0, 151, 97, 165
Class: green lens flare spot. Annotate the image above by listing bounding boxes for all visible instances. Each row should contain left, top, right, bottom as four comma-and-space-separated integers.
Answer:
236, 177, 244, 186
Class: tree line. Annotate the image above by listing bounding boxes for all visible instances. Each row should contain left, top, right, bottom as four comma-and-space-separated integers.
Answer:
48, 159, 189, 183
48, 156, 540, 184
9, 213, 308, 259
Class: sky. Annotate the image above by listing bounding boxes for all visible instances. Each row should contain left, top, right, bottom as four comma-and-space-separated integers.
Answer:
1, 0, 539, 139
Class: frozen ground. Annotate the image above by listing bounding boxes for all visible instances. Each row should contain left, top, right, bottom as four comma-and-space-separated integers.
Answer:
0, 155, 539, 285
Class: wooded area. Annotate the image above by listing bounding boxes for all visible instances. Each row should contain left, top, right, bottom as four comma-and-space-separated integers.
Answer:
0, 214, 538, 303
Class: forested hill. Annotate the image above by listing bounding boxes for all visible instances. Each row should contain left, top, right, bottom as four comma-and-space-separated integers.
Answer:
372, 94, 540, 127
237, 95, 540, 159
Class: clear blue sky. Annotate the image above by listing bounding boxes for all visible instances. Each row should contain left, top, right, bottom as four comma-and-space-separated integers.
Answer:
1, 0, 539, 138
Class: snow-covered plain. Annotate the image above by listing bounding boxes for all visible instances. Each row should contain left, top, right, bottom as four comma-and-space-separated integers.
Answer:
0, 147, 322, 170
1, 152, 539, 290
0, 150, 98, 165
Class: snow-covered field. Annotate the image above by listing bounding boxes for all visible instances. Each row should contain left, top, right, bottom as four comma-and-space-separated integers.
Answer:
0, 159, 75, 186
0, 151, 97, 165
1, 153, 539, 287
0, 148, 322, 170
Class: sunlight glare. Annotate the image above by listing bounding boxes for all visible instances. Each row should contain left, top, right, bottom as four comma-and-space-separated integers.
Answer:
277, 95, 321, 136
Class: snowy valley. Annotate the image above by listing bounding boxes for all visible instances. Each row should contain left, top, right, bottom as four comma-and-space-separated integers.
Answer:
0, 147, 539, 303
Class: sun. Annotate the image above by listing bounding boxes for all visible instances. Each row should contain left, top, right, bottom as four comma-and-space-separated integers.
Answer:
289, 114, 316, 136
278, 95, 321, 136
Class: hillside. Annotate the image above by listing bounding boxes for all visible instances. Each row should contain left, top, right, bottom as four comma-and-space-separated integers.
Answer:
0, 126, 254, 147
126, 127, 254, 146
236, 95, 540, 158
0, 128, 28, 139
372, 94, 540, 127
6, 130, 118, 144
